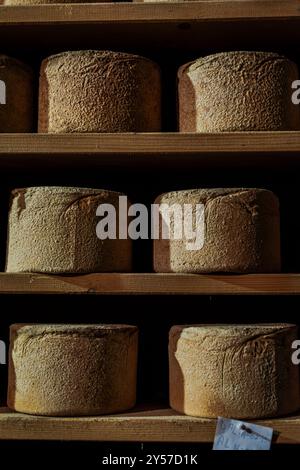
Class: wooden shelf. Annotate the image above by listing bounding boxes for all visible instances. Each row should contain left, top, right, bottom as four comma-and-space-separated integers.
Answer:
0, 406, 299, 443
1, 1, 299, 25
0, 1, 299, 49
0, 273, 300, 295
0, 132, 299, 171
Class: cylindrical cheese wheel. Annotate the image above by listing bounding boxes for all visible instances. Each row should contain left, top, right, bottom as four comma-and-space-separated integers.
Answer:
38, 50, 161, 133
8, 324, 138, 416
178, 51, 300, 132
6, 187, 132, 273
154, 188, 280, 273
169, 324, 300, 419
0, 55, 34, 132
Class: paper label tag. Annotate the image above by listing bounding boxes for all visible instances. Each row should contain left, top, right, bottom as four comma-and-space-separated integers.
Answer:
213, 417, 273, 450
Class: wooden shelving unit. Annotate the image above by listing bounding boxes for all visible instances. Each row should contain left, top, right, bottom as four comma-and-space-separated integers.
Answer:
1, 0, 300, 447
0, 406, 299, 444
0, 273, 300, 295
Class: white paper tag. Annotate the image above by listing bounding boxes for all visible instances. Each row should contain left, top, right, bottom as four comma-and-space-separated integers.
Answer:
213, 417, 273, 450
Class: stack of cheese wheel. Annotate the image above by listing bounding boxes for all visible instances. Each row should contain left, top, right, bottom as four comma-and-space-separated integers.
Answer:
169, 323, 300, 419
38, 50, 161, 133
8, 324, 138, 416
6, 187, 132, 273
0, 55, 34, 132
153, 188, 281, 273
178, 51, 300, 132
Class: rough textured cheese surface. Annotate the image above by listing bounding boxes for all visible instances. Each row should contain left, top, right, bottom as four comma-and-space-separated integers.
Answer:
0, 55, 34, 132
169, 324, 300, 419
38, 50, 161, 133
178, 51, 300, 132
8, 324, 138, 416
6, 187, 132, 273
154, 188, 280, 273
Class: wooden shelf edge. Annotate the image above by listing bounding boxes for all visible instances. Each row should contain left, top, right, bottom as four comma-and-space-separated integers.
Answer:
0, 132, 300, 155
0, 1, 299, 25
0, 133, 300, 171
0, 406, 299, 443
0, 273, 300, 295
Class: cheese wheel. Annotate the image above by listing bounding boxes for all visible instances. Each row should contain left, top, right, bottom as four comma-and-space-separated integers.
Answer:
154, 188, 280, 273
178, 51, 300, 132
38, 50, 161, 133
169, 324, 300, 419
6, 187, 132, 273
8, 324, 138, 416
0, 55, 34, 132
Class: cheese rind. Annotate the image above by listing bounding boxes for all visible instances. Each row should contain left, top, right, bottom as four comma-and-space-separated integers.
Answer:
38, 50, 161, 133
153, 188, 281, 273
6, 186, 132, 273
0, 55, 34, 132
8, 324, 138, 416
178, 51, 300, 132
169, 324, 300, 418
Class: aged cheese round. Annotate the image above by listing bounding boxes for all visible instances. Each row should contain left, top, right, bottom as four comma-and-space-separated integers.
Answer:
154, 188, 280, 273
178, 51, 300, 132
0, 55, 33, 132
6, 186, 132, 273
169, 324, 300, 419
8, 324, 138, 416
38, 50, 161, 133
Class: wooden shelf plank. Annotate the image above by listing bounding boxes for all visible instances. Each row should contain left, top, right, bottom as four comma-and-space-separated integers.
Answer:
0, 133, 300, 171
1, 273, 300, 295
0, 406, 299, 443
1, 132, 300, 154
0, 2, 299, 49
1, 1, 299, 25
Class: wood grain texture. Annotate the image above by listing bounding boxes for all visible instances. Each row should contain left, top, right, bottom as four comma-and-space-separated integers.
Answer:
1, 273, 300, 295
0, 2, 299, 24
0, 406, 299, 443
1, 132, 300, 153
0, 133, 300, 170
